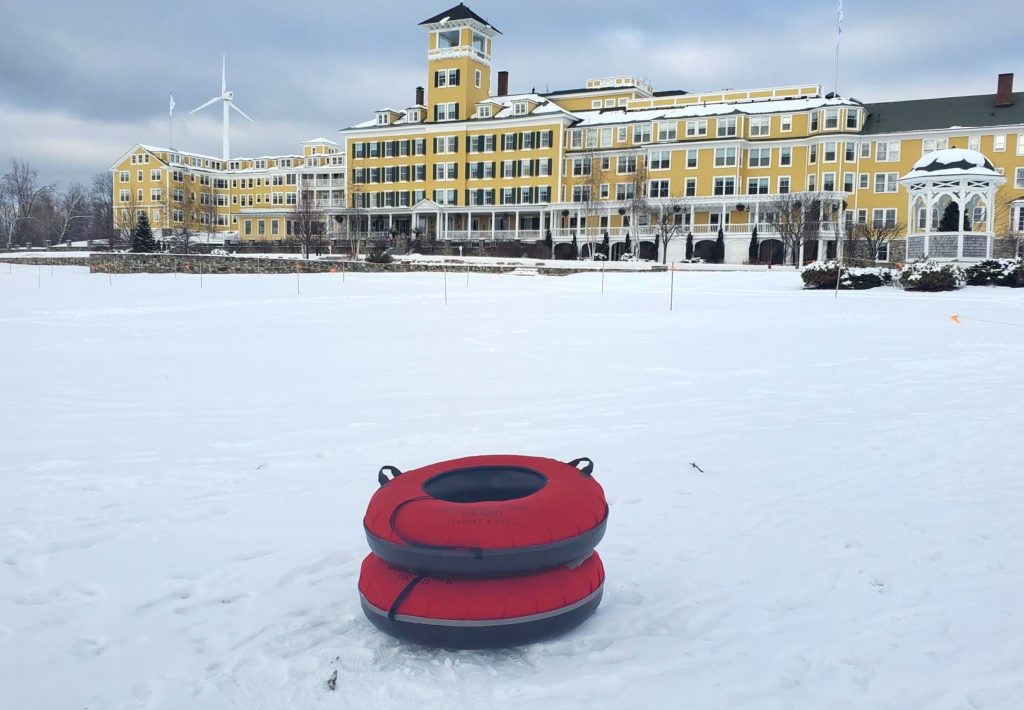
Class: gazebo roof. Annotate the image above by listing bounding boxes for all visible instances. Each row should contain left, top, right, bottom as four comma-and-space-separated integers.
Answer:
902, 148, 1002, 182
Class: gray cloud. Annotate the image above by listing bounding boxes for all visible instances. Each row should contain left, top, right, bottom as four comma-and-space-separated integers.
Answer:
0, 0, 1020, 185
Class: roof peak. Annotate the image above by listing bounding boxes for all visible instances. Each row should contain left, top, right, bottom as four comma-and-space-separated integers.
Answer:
419, 3, 500, 33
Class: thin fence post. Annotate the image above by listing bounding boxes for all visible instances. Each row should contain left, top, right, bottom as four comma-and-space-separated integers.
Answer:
669, 262, 675, 311
342, 259, 346, 282
466, 262, 469, 286
443, 265, 448, 305
601, 259, 605, 294
38, 265, 41, 288
200, 258, 203, 289
296, 263, 301, 295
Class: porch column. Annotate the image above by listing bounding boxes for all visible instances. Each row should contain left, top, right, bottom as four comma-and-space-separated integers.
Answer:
491, 211, 496, 240
515, 211, 520, 240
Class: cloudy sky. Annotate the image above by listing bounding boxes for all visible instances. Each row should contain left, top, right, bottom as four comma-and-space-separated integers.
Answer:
0, 0, 1020, 185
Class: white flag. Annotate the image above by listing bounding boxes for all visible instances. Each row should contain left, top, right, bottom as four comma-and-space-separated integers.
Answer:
169, 93, 176, 116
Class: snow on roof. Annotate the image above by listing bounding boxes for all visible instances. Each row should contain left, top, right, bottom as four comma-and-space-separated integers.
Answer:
572, 96, 859, 126
345, 93, 574, 130
302, 137, 339, 145
902, 148, 1003, 181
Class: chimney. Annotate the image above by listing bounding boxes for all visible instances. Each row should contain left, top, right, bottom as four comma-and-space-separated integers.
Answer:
996, 73, 1013, 107
497, 71, 509, 97
415, 86, 424, 106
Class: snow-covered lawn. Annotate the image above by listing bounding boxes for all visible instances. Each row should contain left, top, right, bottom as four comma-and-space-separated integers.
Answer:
1, 264, 1022, 710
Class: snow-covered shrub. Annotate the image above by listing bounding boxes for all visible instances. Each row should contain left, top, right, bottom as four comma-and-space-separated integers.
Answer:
898, 260, 966, 291
801, 261, 883, 290
366, 246, 393, 264
964, 259, 1024, 287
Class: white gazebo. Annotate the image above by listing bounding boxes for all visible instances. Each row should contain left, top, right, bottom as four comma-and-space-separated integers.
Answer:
899, 148, 1006, 261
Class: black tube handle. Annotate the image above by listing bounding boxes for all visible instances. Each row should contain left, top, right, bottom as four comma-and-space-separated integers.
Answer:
567, 457, 594, 477
378, 465, 403, 487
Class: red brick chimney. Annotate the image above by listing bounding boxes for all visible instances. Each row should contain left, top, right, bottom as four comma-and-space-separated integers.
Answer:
415, 86, 424, 106
497, 71, 509, 97
996, 73, 1013, 107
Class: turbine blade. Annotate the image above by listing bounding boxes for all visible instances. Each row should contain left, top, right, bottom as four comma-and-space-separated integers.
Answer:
221, 54, 226, 93
230, 103, 255, 124
189, 96, 221, 114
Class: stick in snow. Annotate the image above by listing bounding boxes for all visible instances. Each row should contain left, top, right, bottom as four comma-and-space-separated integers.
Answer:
690, 462, 704, 473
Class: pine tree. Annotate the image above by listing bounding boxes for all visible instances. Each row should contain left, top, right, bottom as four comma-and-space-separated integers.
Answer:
938, 202, 960, 232
543, 230, 553, 258
570, 234, 578, 259
685, 232, 693, 260
601, 232, 610, 258
714, 228, 725, 263
131, 212, 157, 253
748, 227, 759, 264
623, 233, 632, 258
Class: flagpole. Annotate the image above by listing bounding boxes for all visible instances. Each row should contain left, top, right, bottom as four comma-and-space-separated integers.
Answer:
169, 92, 175, 150
834, 0, 843, 95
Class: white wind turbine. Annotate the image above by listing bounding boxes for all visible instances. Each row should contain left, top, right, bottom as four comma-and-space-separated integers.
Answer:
190, 55, 254, 161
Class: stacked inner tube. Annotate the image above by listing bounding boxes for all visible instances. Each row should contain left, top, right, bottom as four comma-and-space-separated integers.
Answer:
358, 454, 608, 648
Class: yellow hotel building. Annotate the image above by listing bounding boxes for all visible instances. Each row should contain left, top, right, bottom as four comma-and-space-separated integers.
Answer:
112, 2, 1024, 264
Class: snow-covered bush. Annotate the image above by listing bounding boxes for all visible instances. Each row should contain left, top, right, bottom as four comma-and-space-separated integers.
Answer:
964, 259, 1024, 287
898, 260, 966, 291
366, 246, 393, 264
801, 260, 884, 290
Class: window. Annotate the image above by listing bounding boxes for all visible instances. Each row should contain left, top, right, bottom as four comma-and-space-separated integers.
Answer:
810, 112, 819, 132
118, 189, 129, 202
657, 122, 677, 142
616, 155, 636, 174
244, 220, 252, 236
824, 142, 837, 162
649, 179, 670, 198
434, 136, 458, 154
434, 102, 459, 122
502, 160, 514, 178
779, 147, 792, 167
477, 104, 491, 119
433, 162, 457, 181
876, 244, 889, 262
749, 116, 770, 137
539, 130, 552, 148
713, 177, 735, 195
922, 137, 948, 154
650, 150, 671, 170
874, 172, 898, 193
150, 188, 161, 201
523, 132, 535, 150
615, 183, 634, 201
437, 30, 459, 48
685, 120, 707, 137
714, 147, 737, 167
572, 158, 591, 176
822, 173, 836, 191
872, 208, 897, 228
119, 171, 129, 182
591, 100, 602, 109
503, 133, 516, 151
376, 113, 389, 126
846, 110, 859, 129
137, 170, 143, 181
780, 115, 792, 132
824, 108, 839, 130
633, 123, 652, 144
994, 134, 1006, 151
1015, 134, 1024, 156
747, 177, 769, 195
809, 144, 817, 164
617, 127, 627, 143
969, 135, 981, 151
475, 69, 481, 88
716, 117, 737, 137
150, 169, 161, 181
778, 176, 790, 194
414, 139, 426, 156
845, 143, 855, 162
600, 127, 613, 148
861, 142, 871, 158
513, 102, 528, 116
600, 183, 610, 199
686, 149, 698, 168
685, 178, 696, 197
859, 173, 869, 189
748, 148, 771, 168
876, 141, 901, 162
807, 175, 816, 191
572, 185, 591, 203
1016, 167, 1024, 189
604, 99, 615, 108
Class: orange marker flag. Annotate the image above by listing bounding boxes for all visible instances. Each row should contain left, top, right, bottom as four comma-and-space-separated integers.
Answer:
949, 314, 962, 325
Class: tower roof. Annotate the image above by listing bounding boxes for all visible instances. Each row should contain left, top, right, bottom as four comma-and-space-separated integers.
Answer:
419, 3, 500, 33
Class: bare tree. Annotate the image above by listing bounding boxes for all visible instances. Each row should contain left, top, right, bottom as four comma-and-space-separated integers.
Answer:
168, 186, 202, 254
846, 219, 904, 266
623, 151, 650, 255
760, 192, 822, 266
568, 149, 608, 259
993, 183, 1022, 258
88, 173, 115, 247
343, 181, 368, 255
651, 195, 687, 264
52, 183, 90, 246
113, 190, 143, 251
1, 158, 53, 248
293, 189, 326, 259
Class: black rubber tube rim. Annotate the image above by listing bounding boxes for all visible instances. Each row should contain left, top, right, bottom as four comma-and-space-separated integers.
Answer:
365, 510, 608, 577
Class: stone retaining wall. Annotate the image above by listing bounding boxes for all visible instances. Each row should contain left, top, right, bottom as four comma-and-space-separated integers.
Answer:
0, 257, 92, 267
87, 253, 661, 277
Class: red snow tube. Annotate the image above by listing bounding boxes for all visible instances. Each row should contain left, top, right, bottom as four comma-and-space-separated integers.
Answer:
359, 551, 604, 648
364, 455, 608, 577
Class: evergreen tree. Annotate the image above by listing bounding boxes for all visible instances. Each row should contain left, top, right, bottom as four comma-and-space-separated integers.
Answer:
543, 230, 553, 258
748, 227, 759, 264
938, 202, 960, 232
570, 234, 578, 259
131, 212, 157, 253
623, 233, 632, 258
714, 228, 725, 263
601, 232, 610, 258
685, 232, 693, 260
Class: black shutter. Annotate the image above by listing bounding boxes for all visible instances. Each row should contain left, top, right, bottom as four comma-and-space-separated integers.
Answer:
453, 69, 460, 86
453, 136, 459, 153
453, 103, 460, 120
434, 71, 441, 88
453, 164, 458, 179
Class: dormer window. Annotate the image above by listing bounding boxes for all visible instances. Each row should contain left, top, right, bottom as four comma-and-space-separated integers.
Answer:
478, 104, 491, 119
513, 101, 528, 116
407, 109, 421, 123
376, 113, 390, 126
